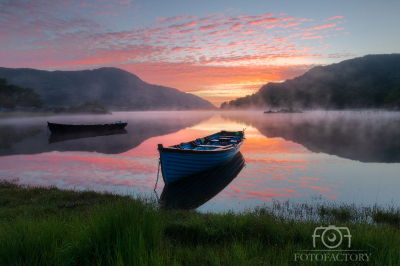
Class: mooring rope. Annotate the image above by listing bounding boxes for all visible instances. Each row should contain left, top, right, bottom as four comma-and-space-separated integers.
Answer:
154, 158, 161, 192
153, 158, 161, 203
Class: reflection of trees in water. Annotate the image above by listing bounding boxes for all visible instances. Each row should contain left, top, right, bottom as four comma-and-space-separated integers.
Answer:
0, 112, 213, 156
0, 125, 43, 149
222, 112, 400, 163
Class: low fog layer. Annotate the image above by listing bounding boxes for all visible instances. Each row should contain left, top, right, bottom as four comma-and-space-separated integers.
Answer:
222, 111, 400, 163
1, 111, 399, 163
0, 112, 214, 156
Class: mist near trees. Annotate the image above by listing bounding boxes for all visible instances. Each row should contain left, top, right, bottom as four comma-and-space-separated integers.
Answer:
222, 54, 400, 110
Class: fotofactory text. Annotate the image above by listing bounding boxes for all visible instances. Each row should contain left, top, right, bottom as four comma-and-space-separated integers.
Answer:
294, 225, 372, 262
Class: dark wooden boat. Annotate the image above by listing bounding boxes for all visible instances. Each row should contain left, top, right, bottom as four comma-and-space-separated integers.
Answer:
160, 152, 245, 210
47, 121, 127, 133
157, 130, 245, 184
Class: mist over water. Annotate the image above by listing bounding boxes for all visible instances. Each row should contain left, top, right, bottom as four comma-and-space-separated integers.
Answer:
0, 111, 214, 156
0, 111, 399, 212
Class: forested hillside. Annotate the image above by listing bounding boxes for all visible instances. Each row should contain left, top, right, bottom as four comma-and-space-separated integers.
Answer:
0, 67, 216, 110
221, 54, 400, 109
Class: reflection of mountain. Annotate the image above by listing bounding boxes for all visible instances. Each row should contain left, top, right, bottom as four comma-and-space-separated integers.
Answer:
0, 112, 213, 156
0, 125, 43, 150
222, 112, 400, 163
160, 152, 245, 210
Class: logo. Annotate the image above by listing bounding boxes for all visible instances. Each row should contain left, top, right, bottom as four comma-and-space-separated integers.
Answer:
312, 225, 351, 249
294, 225, 372, 262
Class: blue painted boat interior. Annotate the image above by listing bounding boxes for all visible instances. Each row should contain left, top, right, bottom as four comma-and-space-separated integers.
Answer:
158, 131, 245, 184
171, 131, 244, 150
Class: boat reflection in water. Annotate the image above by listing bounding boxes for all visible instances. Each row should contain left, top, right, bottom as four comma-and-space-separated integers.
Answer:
48, 129, 128, 144
159, 152, 245, 210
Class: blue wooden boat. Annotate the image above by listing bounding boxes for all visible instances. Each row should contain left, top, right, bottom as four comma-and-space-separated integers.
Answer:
160, 152, 245, 210
157, 130, 245, 184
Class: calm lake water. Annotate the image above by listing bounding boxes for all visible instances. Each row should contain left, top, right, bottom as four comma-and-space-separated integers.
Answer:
1, 111, 399, 212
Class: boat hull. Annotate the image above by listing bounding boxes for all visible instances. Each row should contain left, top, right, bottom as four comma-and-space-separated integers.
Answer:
160, 152, 245, 210
158, 131, 244, 184
47, 122, 127, 133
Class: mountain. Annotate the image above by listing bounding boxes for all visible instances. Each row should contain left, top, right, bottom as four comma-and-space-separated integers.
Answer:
0, 67, 216, 110
221, 54, 400, 109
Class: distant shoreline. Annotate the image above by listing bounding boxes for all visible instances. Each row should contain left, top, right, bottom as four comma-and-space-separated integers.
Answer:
0, 111, 114, 119
1, 108, 398, 119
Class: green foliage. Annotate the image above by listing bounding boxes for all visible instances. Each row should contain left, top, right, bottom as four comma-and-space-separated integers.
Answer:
0, 78, 44, 109
67, 100, 108, 113
385, 88, 400, 107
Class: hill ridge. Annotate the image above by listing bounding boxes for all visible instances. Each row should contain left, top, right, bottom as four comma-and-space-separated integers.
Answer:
0, 67, 216, 110
221, 54, 400, 109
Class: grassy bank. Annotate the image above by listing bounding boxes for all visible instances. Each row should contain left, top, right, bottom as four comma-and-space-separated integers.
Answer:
1, 180, 399, 265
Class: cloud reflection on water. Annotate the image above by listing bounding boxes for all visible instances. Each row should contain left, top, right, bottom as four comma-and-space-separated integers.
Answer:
1, 112, 400, 212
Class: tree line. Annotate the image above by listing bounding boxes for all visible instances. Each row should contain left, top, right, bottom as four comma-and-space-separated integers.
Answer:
0, 78, 44, 109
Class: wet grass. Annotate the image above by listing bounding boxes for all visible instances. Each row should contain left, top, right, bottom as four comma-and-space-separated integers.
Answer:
1, 180, 400, 265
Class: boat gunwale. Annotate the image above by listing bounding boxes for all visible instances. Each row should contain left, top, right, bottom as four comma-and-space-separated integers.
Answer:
159, 141, 242, 154
158, 130, 244, 155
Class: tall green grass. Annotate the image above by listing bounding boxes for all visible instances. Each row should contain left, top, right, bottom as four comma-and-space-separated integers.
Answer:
1, 180, 400, 265
0, 180, 162, 265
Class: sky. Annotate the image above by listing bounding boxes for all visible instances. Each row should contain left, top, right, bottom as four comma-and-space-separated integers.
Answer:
1, 0, 399, 107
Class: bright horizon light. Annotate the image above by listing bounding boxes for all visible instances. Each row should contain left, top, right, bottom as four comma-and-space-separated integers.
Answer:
1, 0, 399, 107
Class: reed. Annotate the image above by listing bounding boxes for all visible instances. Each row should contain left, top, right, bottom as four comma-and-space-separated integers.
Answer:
1, 180, 400, 265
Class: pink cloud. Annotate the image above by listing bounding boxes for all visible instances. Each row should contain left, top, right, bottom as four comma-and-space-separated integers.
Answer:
265, 23, 279, 29
0, 8, 331, 106
302, 35, 323, 39
230, 22, 242, 30
199, 23, 220, 31
281, 22, 301, 28
283, 17, 295, 21
168, 21, 198, 30
179, 29, 195, 34
301, 23, 336, 31
324, 16, 343, 22
246, 17, 280, 25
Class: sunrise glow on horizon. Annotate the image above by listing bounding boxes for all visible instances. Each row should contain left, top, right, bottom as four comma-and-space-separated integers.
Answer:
1, 0, 399, 106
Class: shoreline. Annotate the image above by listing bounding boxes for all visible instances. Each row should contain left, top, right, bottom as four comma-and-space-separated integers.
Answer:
1, 180, 399, 265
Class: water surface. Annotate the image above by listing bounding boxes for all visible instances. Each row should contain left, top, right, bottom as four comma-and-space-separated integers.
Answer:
1, 111, 399, 212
